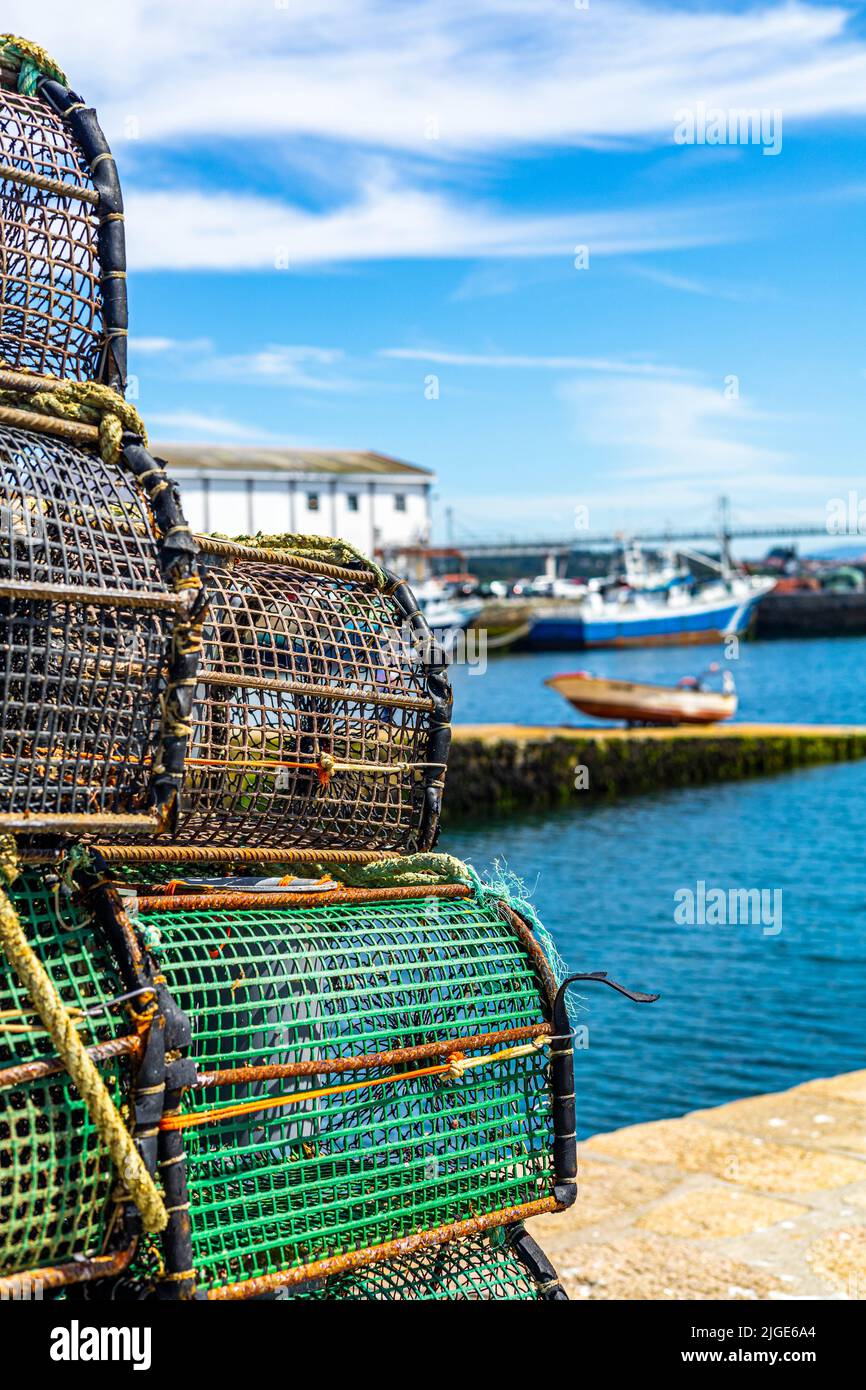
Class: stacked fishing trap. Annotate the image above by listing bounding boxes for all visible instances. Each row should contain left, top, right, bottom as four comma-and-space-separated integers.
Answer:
0, 36, 656, 1303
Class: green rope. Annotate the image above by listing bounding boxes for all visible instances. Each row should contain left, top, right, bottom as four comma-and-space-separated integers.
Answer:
0, 35, 68, 95
222, 531, 389, 589
0, 380, 148, 465
310, 851, 475, 889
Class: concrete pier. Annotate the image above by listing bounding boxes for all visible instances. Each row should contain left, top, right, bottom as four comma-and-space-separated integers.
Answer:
443, 723, 866, 820
528, 1070, 866, 1300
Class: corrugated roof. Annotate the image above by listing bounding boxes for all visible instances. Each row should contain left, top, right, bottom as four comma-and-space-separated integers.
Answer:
152, 446, 433, 478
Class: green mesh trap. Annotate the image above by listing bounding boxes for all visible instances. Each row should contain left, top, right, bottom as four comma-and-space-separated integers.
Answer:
0, 868, 131, 1278
142, 891, 558, 1295
292, 1229, 545, 1301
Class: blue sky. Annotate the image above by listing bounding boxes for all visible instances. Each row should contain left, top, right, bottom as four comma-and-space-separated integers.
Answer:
13, 0, 866, 541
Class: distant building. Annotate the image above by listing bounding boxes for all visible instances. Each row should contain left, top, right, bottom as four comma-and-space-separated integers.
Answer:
154, 446, 434, 553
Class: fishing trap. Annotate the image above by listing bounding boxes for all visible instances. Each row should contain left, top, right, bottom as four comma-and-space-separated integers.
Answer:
0, 40, 201, 839
170, 535, 452, 854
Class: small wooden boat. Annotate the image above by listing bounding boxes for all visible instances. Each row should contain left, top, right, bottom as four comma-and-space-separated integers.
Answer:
545, 668, 737, 726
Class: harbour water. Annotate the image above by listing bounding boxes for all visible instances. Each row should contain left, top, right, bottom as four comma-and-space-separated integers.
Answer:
444, 637, 866, 1138
449, 634, 866, 727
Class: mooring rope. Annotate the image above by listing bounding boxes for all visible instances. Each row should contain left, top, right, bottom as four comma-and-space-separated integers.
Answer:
0, 835, 168, 1232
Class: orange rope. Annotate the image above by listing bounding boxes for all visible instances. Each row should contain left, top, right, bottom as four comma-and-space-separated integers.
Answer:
185, 756, 332, 786
160, 1040, 546, 1132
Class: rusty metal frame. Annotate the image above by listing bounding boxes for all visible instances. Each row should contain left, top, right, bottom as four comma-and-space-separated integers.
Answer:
206, 1198, 562, 1301
132, 884, 472, 912
0, 1243, 136, 1299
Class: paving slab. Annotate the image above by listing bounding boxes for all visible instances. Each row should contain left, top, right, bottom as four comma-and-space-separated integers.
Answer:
530, 1070, 866, 1300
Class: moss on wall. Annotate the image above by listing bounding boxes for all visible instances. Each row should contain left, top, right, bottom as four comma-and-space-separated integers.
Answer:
442, 730, 866, 823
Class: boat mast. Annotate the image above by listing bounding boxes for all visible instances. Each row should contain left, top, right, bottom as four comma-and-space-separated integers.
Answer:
717, 495, 734, 581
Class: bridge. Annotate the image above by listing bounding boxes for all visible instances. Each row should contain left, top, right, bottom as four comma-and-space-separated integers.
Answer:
448, 521, 830, 561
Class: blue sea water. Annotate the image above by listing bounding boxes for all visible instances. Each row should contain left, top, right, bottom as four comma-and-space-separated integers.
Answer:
449, 635, 866, 727
443, 637, 866, 1137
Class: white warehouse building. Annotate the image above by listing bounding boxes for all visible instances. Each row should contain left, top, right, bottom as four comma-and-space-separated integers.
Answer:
154, 446, 434, 554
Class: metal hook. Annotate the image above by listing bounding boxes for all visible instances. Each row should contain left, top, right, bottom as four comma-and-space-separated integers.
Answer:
554, 971, 660, 1021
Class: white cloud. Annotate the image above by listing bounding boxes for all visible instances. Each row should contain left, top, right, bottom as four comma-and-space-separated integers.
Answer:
133, 339, 356, 390
123, 177, 733, 270
147, 411, 271, 441
560, 374, 788, 475
626, 266, 755, 301
191, 344, 354, 391
380, 347, 688, 377
12, 2, 855, 271
13, 1, 866, 152
131, 336, 213, 356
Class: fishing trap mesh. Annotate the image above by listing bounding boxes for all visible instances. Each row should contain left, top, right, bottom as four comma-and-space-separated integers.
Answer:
172, 537, 450, 853
291, 1229, 545, 1301
138, 889, 557, 1295
0, 50, 127, 388
0, 867, 131, 1278
0, 425, 178, 831
0, 88, 101, 381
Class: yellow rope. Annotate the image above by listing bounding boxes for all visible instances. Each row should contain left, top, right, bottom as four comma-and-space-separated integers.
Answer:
220, 530, 389, 589
0, 35, 67, 93
0, 836, 168, 1232
0, 380, 148, 465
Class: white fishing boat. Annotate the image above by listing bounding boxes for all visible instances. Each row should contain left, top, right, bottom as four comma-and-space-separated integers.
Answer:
525, 541, 774, 649
413, 579, 484, 637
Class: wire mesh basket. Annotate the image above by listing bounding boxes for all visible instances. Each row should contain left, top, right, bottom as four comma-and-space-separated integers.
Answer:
0, 45, 127, 387
290, 1227, 563, 1301
123, 878, 574, 1299
0, 424, 201, 837
0, 867, 135, 1288
171, 536, 452, 853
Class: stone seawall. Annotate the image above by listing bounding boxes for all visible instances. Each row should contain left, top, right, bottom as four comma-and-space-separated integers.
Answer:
443, 723, 866, 821
754, 591, 866, 639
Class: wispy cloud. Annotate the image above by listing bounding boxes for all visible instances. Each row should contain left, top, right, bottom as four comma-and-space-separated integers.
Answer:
17, 1, 866, 152
626, 266, 757, 301
147, 410, 274, 441
132, 338, 354, 391
380, 347, 687, 377
192, 345, 355, 391
123, 176, 734, 271
132, 336, 213, 356
560, 374, 788, 475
